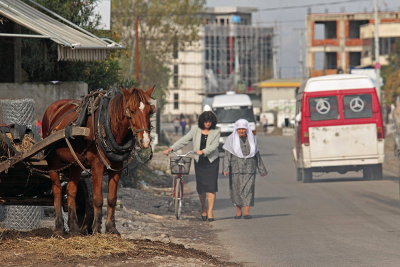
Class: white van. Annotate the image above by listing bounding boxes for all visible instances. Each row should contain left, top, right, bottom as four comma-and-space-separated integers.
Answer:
293, 74, 384, 183
212, 92, 256, 149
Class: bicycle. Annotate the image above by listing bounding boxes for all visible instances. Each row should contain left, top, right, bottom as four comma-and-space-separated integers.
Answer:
169, 151, 193, 220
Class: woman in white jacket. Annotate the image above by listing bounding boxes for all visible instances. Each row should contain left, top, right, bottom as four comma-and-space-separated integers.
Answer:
163, 111, 221, 221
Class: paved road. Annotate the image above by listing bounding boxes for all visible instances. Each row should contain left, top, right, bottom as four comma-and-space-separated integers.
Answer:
211, 135, 400, 266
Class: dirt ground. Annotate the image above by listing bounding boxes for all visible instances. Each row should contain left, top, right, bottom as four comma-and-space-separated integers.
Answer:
0, 144, 240, 267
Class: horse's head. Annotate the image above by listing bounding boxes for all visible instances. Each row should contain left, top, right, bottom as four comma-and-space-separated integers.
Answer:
122, 86, 155, 149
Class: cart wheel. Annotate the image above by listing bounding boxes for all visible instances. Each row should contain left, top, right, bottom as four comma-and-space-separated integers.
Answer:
174, 178, 183, 220
76, 177, 94, 234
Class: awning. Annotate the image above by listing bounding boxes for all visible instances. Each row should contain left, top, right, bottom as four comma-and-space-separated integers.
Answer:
0, 0, 123, 61
255, 78, 303, 88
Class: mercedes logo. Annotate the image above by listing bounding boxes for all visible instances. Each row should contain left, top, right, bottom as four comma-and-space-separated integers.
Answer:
349, 97, 364, 112
316, 99, 331, 114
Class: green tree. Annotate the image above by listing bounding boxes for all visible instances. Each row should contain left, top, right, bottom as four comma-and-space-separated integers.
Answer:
19, 0, 121, 90
112, 0, 205, 108
381, 41, 400, 103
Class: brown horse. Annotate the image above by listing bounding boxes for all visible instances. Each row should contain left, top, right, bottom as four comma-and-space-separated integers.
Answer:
42, 87, 155, 235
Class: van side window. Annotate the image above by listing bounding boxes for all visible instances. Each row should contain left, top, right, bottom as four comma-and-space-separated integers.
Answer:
343, 94, 372, 119
309, 96, 339, 121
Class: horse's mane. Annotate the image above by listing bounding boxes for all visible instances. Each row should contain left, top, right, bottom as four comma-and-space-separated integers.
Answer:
109, 88, 149, 123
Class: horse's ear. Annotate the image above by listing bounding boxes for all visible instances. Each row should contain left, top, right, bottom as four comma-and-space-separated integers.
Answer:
146, 85, 155, 97
122, 87, 134, 97
122, 88, 129, 97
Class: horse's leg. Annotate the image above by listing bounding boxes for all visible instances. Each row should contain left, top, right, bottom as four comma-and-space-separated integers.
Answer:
105, 169, 121, 235
49, 170, 64, 235
91, 159, 105, 234
66, 167, 82, 235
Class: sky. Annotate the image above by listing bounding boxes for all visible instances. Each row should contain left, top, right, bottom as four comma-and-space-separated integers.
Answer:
96, 0, 400, 78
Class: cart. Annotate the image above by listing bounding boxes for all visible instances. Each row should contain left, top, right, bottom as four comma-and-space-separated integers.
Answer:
0, 124, 94, 233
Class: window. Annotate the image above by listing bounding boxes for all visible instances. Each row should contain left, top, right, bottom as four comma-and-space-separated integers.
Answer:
349, 52, 361, 68
309, 96, 339, 121
173, 65, 179, 88
343, 94, 372, 119
173, 93, 179, 110
172, 38, 178, 59
213, 106, 255, 123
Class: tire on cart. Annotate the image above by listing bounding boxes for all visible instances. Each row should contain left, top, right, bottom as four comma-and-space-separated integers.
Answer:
62, 177, 94, 234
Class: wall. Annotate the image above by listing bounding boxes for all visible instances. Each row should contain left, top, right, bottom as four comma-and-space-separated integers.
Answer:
0, 82, 88, 121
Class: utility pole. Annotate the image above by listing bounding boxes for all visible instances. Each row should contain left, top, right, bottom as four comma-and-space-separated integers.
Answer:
294, 28, 306, 79
374, 0, 381, 101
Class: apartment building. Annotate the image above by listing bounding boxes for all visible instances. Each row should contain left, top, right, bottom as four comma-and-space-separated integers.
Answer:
164, 7, 274, 121
306, 11, 400, 77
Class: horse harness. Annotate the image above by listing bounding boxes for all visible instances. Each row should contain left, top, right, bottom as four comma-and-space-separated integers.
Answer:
48, 90, 141, 172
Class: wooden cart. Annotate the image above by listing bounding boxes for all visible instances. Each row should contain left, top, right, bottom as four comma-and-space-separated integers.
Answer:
0, 125, 94, 232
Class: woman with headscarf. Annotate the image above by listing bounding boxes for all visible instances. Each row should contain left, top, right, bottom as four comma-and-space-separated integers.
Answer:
223, 119, 267, 219
163, 111, 220, 222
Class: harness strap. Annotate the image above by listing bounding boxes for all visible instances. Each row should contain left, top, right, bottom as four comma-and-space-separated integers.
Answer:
64, 137, 90, 172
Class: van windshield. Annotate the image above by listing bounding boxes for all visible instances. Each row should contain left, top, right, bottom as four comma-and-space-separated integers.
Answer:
213, 106, 255, 123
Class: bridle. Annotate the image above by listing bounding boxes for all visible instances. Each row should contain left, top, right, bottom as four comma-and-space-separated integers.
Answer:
122, 93, 151, 141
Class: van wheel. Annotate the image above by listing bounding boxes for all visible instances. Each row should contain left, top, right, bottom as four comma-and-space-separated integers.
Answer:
372, 164, 383, 180
363, 165, 378, 180
302, 168, 312, 183
296, 168, 303, 181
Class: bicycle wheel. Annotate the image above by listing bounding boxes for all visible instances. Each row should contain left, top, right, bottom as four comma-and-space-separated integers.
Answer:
174, 178, 183, 220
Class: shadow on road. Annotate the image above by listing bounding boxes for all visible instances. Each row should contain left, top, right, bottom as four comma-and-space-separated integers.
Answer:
214, 196, 287, 210
309, 173, 397, 183
215, 213, 291, 221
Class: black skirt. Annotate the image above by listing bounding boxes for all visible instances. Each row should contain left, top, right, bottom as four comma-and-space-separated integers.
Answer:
194, 156, 219, 194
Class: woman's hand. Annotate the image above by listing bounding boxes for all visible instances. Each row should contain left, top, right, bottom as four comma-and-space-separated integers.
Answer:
195, 150, 204, 155
163, 148, 173, 156
223, 171, 228, 176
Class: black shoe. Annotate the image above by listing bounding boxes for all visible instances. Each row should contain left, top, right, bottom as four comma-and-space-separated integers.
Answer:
243, 215, 252, 219
201, 215, 208, 221
207, 218, 215, 222
234, 215, 242, 219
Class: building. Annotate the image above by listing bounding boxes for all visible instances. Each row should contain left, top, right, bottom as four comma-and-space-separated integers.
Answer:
255, 78, 302, 127
164, 7, 274, 120
306, 11, 400, 77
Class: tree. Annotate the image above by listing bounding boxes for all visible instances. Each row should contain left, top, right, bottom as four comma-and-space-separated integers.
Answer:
112, 0, 205, 108
19, 0, 121, 90
381, 40, 400, 103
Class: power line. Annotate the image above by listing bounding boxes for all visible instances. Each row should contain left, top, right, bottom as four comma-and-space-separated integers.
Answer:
259, 0, 370, 11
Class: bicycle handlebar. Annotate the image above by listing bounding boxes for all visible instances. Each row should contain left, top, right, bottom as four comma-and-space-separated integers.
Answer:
171, 151, 194, 157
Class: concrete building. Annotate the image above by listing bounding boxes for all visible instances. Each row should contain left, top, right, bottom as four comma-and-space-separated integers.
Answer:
306, 11, 400, 77
255, 78, 302, 127
164, 7, 274, 121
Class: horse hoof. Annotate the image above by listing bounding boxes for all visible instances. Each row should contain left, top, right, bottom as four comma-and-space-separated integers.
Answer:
105, 227, 120, 236
53, 230, 65, 238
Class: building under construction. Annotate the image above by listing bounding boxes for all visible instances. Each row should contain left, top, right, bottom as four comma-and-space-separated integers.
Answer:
306, 11, 400, 77
164, 7, 274, 119
203, 7, 274, 95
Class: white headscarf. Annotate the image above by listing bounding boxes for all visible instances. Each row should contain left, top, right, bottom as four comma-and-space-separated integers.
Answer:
222, 119, 258, 159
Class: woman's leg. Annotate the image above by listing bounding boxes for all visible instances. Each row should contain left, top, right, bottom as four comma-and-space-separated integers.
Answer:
207, 192, 216, 218
199, 193, 207, 216
235, 205, 242, 216
243, 206, 251, 216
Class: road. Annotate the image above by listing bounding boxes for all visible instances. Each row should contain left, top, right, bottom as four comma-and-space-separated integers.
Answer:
211, 135, 400, 266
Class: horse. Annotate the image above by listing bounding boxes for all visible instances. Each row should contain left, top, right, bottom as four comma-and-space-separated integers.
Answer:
41, 87, 155, 235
